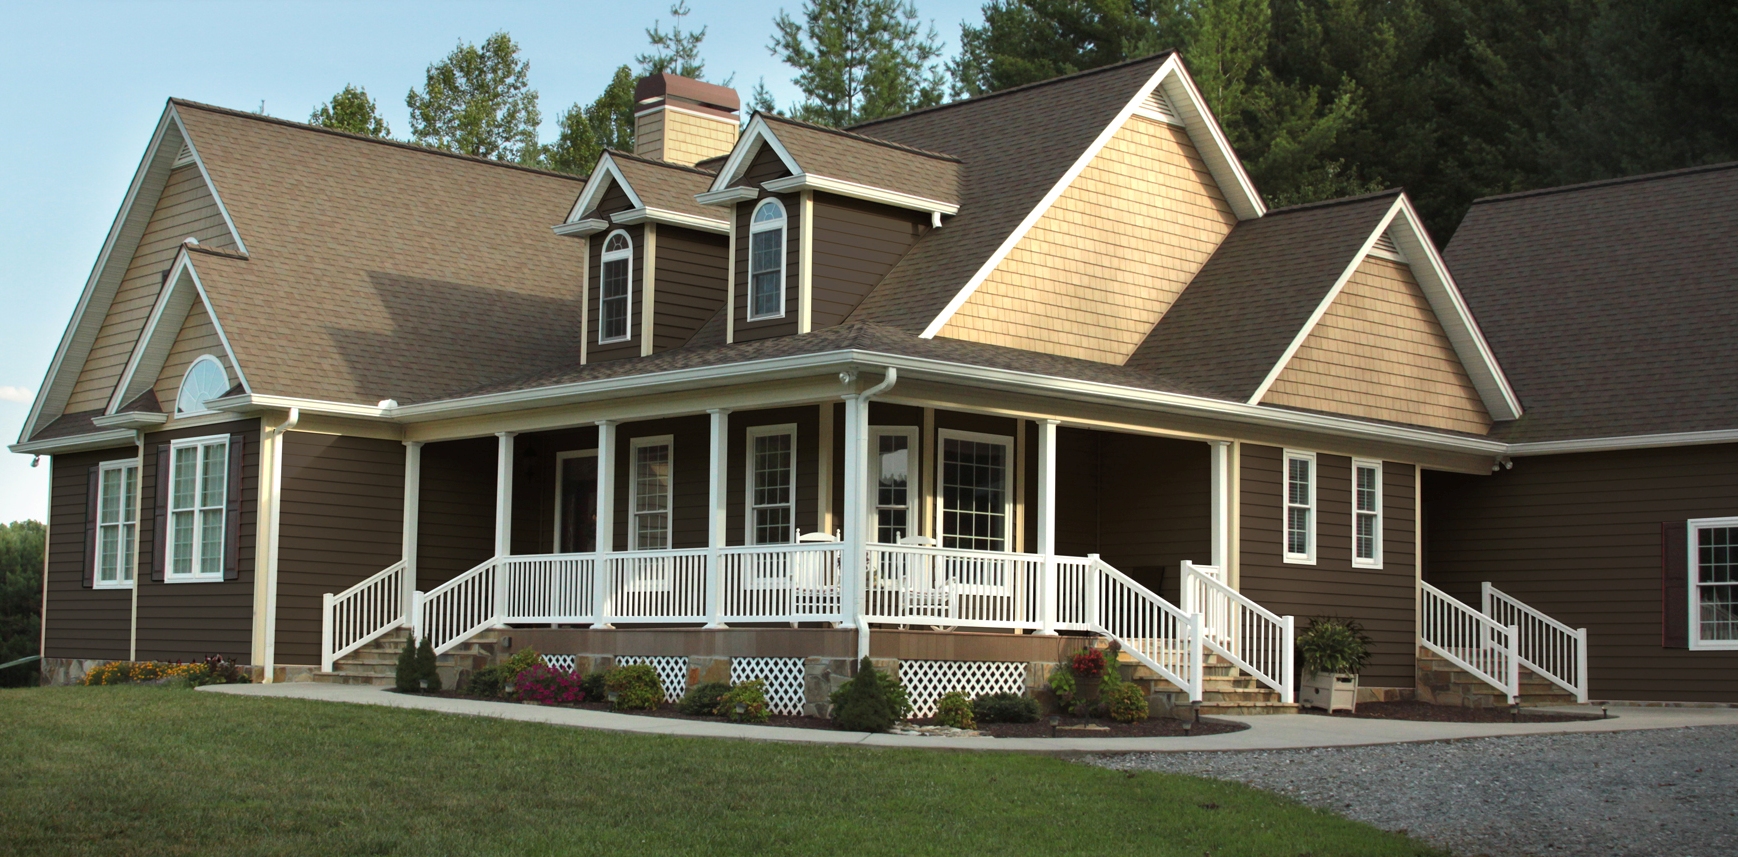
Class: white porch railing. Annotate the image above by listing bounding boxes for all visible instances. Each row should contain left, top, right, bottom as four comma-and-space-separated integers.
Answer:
1421, 580, 1519, 703
1483, 583, 1589, 703
862, 545, 1044, 630
1088, 558, 1202, 702
416, 556, 500, 655
320, 560, 408, 672
603, 548, 710, 623
720, 543, 843, 622
500, 553, 595, 624
1180, 560, 1295, 703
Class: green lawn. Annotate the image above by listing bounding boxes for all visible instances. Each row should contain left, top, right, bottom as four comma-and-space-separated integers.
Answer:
0, 686, 1444, 856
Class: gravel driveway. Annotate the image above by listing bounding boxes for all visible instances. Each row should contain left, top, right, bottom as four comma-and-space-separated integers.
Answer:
1092, 725, 1738, 857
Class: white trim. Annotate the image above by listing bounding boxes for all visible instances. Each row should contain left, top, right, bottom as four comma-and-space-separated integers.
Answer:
169, 111, 247, 256
1510, 429, 1738, 456
634, 101, 741, 127
696, 186, 760, 207
744, 423, 798, 545
565, 153, 644, 224
704, 116, 803, 193
641, 223, 657, 356
746, 198, 788, 321
934, 428, 1015, 552
94, 458, 140, 589
92, 412, 167, 429
628, 434, 675, 550
551, 449, 600, 553
609, 207, 729, 234
553, 218, 610, 237
867, 425, 919, 544
761, 174, 959, 217
106, 250, 252, 415
1688, 517, 1738, 651
919, 54, 1264, 339
163, 433, 230, 584
174, 354, 229, 417
799, 190, 813, 333
1351, 458, 1383, 569
1282, 450, 1316, 565
10, 429, 138, 455
597, 229, 634, 344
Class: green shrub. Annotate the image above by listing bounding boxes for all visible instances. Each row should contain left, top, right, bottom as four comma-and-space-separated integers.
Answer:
415, 636, 442, 693
831, 657, 897, 732
933, 691, 975, 729
1297, 616, 1373, 678
394, 636, 420, 693
604, 664, 662, 711
971, 691, 1040, 724
497, 648, 541, 683
719, 680, 771, 723
463, 665, 509, 699
1105, 682, 1148, 723
679, 681, 732, 716
581, 670, 609, 702
1046, 668, 1076, 711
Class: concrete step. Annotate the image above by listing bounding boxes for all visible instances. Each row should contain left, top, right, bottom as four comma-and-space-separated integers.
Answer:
1200, 701, 1299, 716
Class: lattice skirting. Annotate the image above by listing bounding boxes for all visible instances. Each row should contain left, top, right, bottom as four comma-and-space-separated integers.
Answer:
541, 654, 577, 673
617, 655, 688, 703
730, 657, 806, 716
900, 660, 1028, 718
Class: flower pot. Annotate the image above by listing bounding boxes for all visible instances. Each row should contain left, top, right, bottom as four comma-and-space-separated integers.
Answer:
1300, 671, 1357, 712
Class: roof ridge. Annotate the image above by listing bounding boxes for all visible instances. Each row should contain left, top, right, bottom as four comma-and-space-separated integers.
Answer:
169, 98, 590, 183
604, 148, 720, 177
848, 51, 1176, 132
757, 113, 961, 162
1470, 160, 1738, 206
1263, 188, 1402, 216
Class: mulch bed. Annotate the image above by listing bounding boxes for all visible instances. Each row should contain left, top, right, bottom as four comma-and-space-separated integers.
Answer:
1308, 700, 1602, 723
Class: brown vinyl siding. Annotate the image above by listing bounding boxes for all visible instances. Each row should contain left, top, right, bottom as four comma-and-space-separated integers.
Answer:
1054, 430, 1211, 603
809, 193, 925, 329
614, 417, 709, 550
509, 427, 599, 555
1424, 445, 1738, 702
273, 432, 405, 665
42, 448, 137, 660
586, 183, 644, 363
652, 227, 728, 351
732, 146, 801, 342
416, 437, 496, 589
1239, 444, 1418, 687
135, 419, 259, 663
726, 407, 821, 546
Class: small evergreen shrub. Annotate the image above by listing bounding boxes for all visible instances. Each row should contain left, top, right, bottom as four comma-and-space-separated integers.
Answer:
679, 681, 732, 715
604, 663, 662, 710
971, 691, 1040, 724
831, 657, 897, 732
514, 664, 587, 705
1297, 616, 1373, 678
1106, 682, 1149, 723
394, 636, 420, 693
933, 691, 976, 729
463, 665, 509, 699
416, 636, 442, 692
581, 670, 609, 702
719, 680, 770, 723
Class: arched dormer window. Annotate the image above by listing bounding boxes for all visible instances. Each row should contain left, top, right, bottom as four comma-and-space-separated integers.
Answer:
748, 199, 786, 320
176, 354, 229, 416
599, 230, 633, 343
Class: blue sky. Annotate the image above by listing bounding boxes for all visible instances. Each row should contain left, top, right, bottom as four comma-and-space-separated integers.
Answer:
0, 0, 986, 523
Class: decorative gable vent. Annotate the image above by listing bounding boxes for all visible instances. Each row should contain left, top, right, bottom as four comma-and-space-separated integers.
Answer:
172, 143, 195, 168
1138, 87, 1183, 125
1369, 231, 1407, 262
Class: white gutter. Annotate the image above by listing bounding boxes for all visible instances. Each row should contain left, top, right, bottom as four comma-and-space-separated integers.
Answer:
859, 367, 898, 401
10, 428, 139, 455
1506, 428, 1738, 456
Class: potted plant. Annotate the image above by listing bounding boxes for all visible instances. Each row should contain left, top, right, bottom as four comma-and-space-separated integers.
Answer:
1296, 617, 1372, 712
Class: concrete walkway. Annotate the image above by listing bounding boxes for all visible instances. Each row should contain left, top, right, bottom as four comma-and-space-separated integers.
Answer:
203, 681, 1738, 753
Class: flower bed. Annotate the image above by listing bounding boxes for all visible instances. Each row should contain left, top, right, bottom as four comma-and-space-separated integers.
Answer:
82, 655, 250, 687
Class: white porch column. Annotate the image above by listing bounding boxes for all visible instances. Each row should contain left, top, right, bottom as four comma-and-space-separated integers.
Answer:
706, 408, 730, 628
840, 392, 866, 646
593, 421, 616, 628
1209, 440, 1231, 570
401, 441, 422, 626
493, 432, 516, 626
1036, 419, 1059, 635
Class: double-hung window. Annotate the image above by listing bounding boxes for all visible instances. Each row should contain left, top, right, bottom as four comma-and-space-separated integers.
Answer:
599, 230, 632, 343
938, 430, 1011, 552
167, 436, 228, 581
746, 425, 795, 545
1352, 459, 1382, 568
748, 199, 786, 320
1690, 518, 1738, 649
629, 436, 672, 550
1283, 450, 1315, 564
869, 427, 919, 544
95, 459, 138, 588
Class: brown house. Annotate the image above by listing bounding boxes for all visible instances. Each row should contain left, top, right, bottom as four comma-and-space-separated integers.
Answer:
15, 56, 1734, 716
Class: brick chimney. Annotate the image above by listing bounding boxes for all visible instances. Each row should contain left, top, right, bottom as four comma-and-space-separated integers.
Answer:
633, 73, 741, 166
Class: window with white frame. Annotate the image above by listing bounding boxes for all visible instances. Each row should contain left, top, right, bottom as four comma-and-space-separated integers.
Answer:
167, 436, 228, 581
869, 427, 919, 544
1691, 518, 1738, 649
1352, 459, 1382, 567
747, 425, 795, 544
629, 436, 672, 550
1283, 450, 1315, 563
175, 354, 228, 416
938, 431, 1011, 552
95, 459, 138, 588
748, 199, 786, 320
599, 230, 633, 343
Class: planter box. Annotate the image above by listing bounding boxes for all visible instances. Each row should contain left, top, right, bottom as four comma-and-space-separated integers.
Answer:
1300, 672, 1358, 712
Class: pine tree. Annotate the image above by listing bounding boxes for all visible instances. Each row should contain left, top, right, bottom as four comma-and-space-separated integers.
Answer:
638, 1, 711, 79
768, 0, 948, 126
415, 636, 441, 692
310, 85, 391, 138
394, 634, 420, 693
405, 32, 542, 163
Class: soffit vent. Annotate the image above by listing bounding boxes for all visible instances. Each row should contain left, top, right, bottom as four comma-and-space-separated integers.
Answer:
172, 143, 195, 168
1369, 231, 1407, 262
1138, 87, 1183, 125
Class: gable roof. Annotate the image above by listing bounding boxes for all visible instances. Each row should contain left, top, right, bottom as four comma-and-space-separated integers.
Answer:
704, 114, 962, 215
1447, 161, 1738, 444
563, 150, 724, 233
105, 244, 251, 414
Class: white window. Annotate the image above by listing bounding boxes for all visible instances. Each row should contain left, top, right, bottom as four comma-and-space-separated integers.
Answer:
747, 199, 786, 320
95, 459, 138, 588
175, 354, 229, 416
1352, 459, 1382, 568
167, 435, 228, 581
1283, 450, 1315, 564
937, 430, 1011, 552
746, 425, 796, 545
1690, 518, 1738, 650
629, 436, 673, 550
599, 230, 633, 343
868, 427, 918, 544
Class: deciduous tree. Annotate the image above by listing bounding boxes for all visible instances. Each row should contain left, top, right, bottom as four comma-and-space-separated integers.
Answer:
406, 32, 542, 163
310, 84, 391, 138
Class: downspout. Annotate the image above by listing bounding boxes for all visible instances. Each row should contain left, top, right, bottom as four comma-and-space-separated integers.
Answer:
37, 457, 50, 676
259, 407, 299, 682
860, 367, 898, 402
128, 429, 143, 662
850, 368, 896, 659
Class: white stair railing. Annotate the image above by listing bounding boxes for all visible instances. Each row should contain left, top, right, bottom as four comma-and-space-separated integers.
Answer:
1420, 581, 1519, 703
321, 560, 409, 672
1180, 560, 1295, 703
1089, 558, 1202, 702
416, 555, 501, 655
721, 543, 843, 622
1483, 583, 1588, 703
499, 553, 596, 624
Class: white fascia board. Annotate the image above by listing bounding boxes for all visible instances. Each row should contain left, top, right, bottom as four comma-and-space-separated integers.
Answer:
552, 219, 609, 237
168, 110, 248, 256
105, 251, 252, 414
635, 102, 740, 127
206, 392, 392, 420
92, 412, 167, 429
1157, 61, 1265, 221
1507, 429, 1738, 456
704, 116, 803, 193
10, 429, 140, 456
695, 186, 760, 207
760, 174, 960, 216
610, 207, 729, 234
564, 154, 643, 223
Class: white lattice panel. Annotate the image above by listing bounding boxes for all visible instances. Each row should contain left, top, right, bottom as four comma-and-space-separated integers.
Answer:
541, 654, 576, 673
730, 657, 806, 716
900, 660, 1028, 718
616, 655, 687, 703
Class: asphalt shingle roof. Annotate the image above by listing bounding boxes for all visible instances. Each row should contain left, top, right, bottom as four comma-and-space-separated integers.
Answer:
603, 151, 722, 223
759, 115, 961, 206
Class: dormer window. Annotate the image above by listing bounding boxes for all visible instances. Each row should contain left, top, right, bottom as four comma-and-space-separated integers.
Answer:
749, 199, 786, 320
175, 354, 229, 416
599, 230, 633, 343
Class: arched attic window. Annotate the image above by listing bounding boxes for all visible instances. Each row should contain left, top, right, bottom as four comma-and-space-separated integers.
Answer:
176, 354, 229, 416
749, 199, 787, 320
599, 230, 633, 344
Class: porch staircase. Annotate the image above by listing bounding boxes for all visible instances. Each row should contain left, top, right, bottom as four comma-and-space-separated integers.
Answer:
1415, 646, 1580, 709
1115, 647, 1299, 716
313, 627, 511, 687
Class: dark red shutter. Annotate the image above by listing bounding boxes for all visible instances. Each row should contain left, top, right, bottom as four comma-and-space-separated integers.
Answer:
224, 433, 244, 580
1662, 521, 1689, 649
84, 466, 100, 588
151, 444, 170, 582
